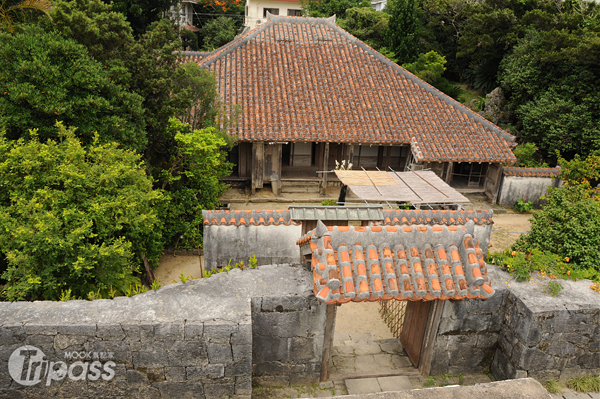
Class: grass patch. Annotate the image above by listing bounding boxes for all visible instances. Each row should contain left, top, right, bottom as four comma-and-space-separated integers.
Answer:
544, 379, 562, 394
566, 375, 600, 393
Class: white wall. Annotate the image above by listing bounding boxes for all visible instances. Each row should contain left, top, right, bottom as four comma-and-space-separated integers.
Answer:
498, 175, 560, 206
245, 0, 302, 29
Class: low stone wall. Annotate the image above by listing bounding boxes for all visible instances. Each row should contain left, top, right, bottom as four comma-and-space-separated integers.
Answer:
0, 265, 324, 398
491, 271, 599, 381
203, 225, 302, 270
429, 265, 599, 380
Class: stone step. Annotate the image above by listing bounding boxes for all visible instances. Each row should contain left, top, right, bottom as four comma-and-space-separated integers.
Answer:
345, 376, 414, 395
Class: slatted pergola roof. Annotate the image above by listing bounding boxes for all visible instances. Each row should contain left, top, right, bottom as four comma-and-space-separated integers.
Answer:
335, 170, 470, 205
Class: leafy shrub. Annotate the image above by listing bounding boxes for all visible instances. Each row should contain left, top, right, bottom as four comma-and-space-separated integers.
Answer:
513, 143, 548, 167
0, 124, 163, 301
321, 199, 338, 206
514, 198, 533, 212
487, 249, 570, 282
514, 185, 600, 273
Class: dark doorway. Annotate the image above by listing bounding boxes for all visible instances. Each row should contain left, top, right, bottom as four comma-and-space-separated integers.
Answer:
451, 162, 488, 188
282, 143, 292, 166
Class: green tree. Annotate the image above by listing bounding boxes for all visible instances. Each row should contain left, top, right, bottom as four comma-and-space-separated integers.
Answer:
105, 0, 178, 36
0, 25, 147, 152
0, 123, 164, 301
302, 0, 369, 19
499, 30, 600, 161
512, 142, 547, 167
339, 6, 389, 50
158, 119, 233, 248
402, 50, 461, 97
200, 15, 237, 51
386, 0, 420, 63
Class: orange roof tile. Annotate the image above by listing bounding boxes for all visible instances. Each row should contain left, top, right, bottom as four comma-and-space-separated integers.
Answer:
189, 15, 516, 164
503, 166, 560, 178
298, 221, 494, 304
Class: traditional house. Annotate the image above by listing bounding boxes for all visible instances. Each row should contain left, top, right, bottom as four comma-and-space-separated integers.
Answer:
187, 14, 516, 201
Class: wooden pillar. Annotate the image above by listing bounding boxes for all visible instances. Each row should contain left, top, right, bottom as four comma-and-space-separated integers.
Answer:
321, 142, 330, 196
445, 162, 453, 184
320, 303, 337, 382
385, 146, 392, 170
272, 143, 282, 196
417, 300, 445, 376
348, 144, 354, 168
251, 142, 264, 195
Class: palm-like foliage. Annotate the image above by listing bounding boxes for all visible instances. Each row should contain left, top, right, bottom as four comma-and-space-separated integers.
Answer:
0, 0, 52, 32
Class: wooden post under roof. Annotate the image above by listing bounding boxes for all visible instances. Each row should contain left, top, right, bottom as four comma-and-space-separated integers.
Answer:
348, 144, 354, 167
252, 142, 264, 195
320, 303, 337, 381
445, 162, 453, 183
321, 142, 330, 196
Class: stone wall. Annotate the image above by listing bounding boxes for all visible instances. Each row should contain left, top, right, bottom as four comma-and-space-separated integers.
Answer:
429, 266, 600, 380
0, 265, 325, 398
203, 225, 302, 270
491, 272, 600, 381
429, 277, 508, 375
252, 295, 327, 386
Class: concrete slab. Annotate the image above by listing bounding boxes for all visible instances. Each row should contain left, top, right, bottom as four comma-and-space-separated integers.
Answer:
346, 378, 382, 395
378, 376, 414, 392
336, 378, 554, 399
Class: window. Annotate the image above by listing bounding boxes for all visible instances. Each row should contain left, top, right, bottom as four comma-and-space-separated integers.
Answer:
263, 8, 279, 17
287, 9, 302, 16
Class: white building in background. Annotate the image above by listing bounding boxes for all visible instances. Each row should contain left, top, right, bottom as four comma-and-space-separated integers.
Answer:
243, 0, 387, 30
371, 0, 387, 11
171, 0, 200, 32
244, 0, 302, 29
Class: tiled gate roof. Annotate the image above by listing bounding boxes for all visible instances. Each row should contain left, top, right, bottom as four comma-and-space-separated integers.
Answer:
191, 15, 516, 164
380, 209, 493, 226
298, 221, 494, 304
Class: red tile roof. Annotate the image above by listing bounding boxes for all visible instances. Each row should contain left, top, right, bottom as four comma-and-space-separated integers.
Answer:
298, 221, 494, 304
503, 166, 560, 178
202, 209, 298, 226
190, 15, 516, 163
380, 209, 493, 226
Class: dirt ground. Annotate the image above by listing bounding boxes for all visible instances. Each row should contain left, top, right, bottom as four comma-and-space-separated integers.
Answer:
488, 212, 532, 253
334, 302, 394, 340
155, 254, 203, 285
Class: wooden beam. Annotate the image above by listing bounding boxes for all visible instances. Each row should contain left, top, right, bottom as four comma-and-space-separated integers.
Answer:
321, 142, 330, 196
320, 303, 337, 382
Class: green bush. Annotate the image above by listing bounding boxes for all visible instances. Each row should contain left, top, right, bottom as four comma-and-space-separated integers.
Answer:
514, 185, 600, 274
0, 123, 163, 301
